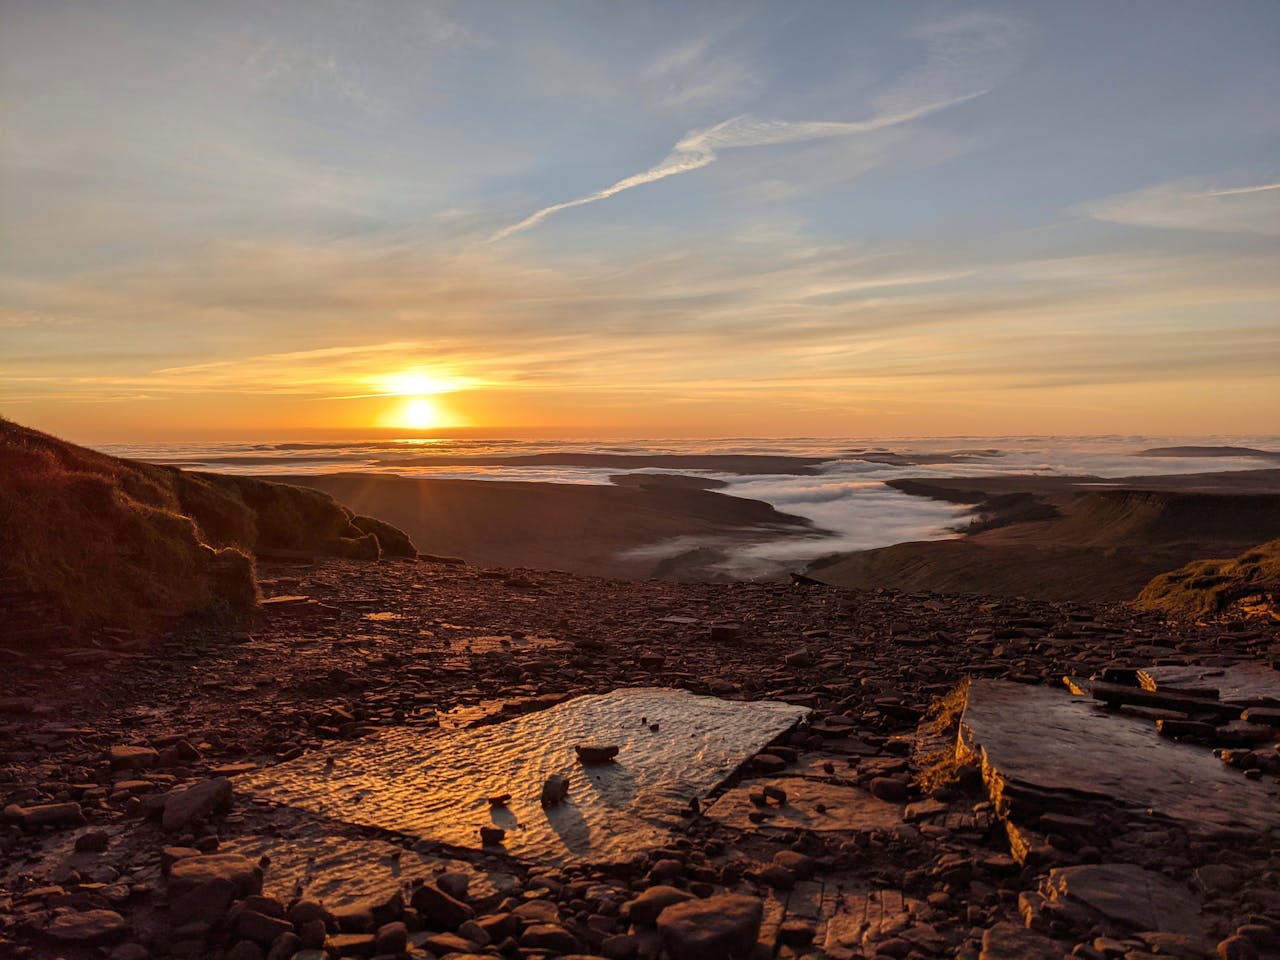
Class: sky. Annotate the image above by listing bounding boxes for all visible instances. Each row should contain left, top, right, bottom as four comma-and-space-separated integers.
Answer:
2, 0, 1278, 441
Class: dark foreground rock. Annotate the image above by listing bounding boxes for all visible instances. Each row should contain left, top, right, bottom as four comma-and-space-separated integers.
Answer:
0, 556, 1276, 960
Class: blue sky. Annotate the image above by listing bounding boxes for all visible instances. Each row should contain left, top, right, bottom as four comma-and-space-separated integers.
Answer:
1, 0, 1278, 439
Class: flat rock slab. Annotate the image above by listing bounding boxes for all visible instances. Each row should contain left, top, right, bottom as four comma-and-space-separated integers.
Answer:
960, 679, 1280, 834
1139, 663, 1280, 707
242, 688, 808, 865
706, 778, 902, 833
1042, 863, 1205, 936
225, 832, 519, 912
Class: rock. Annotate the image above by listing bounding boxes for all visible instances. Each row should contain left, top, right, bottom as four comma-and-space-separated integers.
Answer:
521, 923, 580, 953
656, 893, 762, 960
108, 944, 150, 960
754, 753, 788, 774
540, 773, 569, 806
979, 922, 1063, 959
5, 801, 86, 829
479, 825, 505, 845
236, 909, 292, 945
869, 777, 908, 802
162, 777, 232, 832
647, 858, 683, 881
760, 865, 795, 889
625, 885, 694, 925
265, 932, 302, 960
601, 933, 640, 959
161, 846, 202, 876
409, 882, 474, 930
375, 921, 408, 954
1218, 937, 1259, 960
75, 829, 111, 852
44, 909, 128, 945
785, 649, 813, 668
709, 623, 741, 642
574, 743, 620, 763
438, 871, 469, 900
227, 941, 264, 960
512, 900, 561, 925
772, 849, 816, 879
167, 854, 263, 926
109, 745, 158, 770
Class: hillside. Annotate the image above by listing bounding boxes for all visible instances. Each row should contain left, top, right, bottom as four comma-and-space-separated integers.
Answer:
810, 478, 1280, 603
0, 419, 416, 636
266, 472, 818, 580
1137, 538, 1280, 620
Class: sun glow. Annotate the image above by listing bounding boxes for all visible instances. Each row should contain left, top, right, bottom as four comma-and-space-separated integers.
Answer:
375, 369, 471, 397
395, 396, 444, 430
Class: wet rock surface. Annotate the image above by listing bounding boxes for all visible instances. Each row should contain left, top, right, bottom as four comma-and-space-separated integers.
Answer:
0, 556, 1277, 959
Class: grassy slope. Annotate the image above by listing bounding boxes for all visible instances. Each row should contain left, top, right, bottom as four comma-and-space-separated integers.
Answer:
1136, 539, 1280, 620
0, 419, 416, 633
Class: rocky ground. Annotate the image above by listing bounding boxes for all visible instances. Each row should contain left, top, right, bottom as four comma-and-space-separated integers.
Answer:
1, 557, 1278, 960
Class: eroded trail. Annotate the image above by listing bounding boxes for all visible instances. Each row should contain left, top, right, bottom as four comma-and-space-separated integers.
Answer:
2, 558, 1277, 960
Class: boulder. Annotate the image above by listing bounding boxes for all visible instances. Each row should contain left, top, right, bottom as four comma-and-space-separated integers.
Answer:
162, 777, 232, 832
168, 854, 263, 926
656, 894, 762, 960
409, 882, 474, 930
625, 885, 694, 925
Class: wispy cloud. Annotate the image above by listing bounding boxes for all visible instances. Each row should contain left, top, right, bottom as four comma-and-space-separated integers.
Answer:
1083, 174, 1280, 235
490, 14, 1021, 241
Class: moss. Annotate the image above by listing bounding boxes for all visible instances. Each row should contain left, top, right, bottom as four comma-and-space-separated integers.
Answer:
1136, 538, 1280, 620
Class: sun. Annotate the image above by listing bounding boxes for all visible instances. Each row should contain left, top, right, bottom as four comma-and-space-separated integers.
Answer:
396, 396, 444, 430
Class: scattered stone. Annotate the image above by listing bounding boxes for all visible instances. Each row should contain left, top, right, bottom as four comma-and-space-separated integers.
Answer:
869, 777, 908, 802
74, 829, 111, 852
574, 743, 620, 763
540, 773, 570, 806
479, 826, 505, 845
5, 801, 86, 830
109, 745, 158, 770
44, 909, 127, 945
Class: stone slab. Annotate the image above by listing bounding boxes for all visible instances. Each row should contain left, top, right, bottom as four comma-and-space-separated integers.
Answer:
242, 688, 808, 865
1041, 863, 1205, 936
1139, 663, 1280, 707
959, 679, 1280, 834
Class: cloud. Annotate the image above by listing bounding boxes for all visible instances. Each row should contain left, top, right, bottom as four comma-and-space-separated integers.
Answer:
1083, 175, 1280, 235
490, 14, 1021, 241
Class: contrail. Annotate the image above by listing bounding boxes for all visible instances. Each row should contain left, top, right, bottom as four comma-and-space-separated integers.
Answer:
489, 92, 987, 243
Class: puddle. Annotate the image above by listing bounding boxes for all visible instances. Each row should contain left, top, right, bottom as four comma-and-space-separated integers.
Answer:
242, 688, 809, 865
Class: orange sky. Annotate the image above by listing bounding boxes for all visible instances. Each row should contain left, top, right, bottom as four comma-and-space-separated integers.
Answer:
3, 4, 1279, 442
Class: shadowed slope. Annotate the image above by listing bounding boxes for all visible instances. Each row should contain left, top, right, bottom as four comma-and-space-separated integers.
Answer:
0, 419, 416, 634
269, 472, 816, 579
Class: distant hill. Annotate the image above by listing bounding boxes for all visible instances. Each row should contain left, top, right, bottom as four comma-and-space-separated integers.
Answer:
0, 419, 416, 637
1137, 445, 1280, 460
809, 475, 1280, 603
